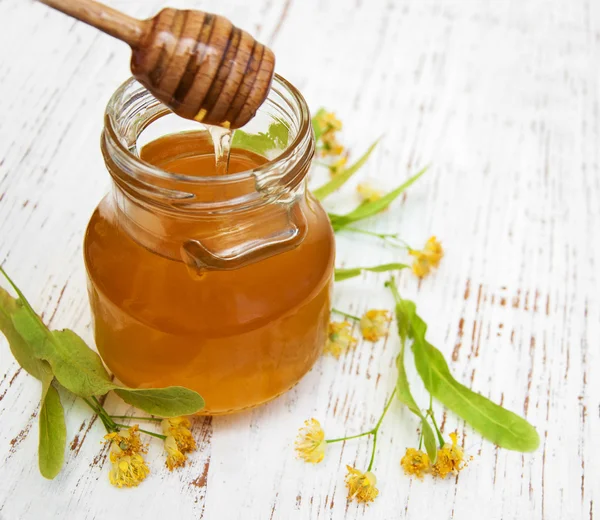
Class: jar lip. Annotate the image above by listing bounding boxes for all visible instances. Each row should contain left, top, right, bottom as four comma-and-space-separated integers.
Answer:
104, 74, 312, 185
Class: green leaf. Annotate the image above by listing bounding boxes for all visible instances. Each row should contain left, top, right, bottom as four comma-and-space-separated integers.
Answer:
311, 108, 327, 142
334, 263, 408, 282
114, 387, 205, 417
232, 120, 289, 156
0, 286, 52, 380
47, 330, 115, 397
396, 339, 437, 463
330, 166, 428, 231
389, 287, 540, 452
38, 374, 66, 479
312, 140, 379, 200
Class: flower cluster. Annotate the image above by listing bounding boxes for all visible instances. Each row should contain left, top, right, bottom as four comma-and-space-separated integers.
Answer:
295, 419, 327, 464
401, 433, 466, 480
409, 236, 444, 278
162, 417, 197, 471
103, 417, 197, 487
105, 426, 150, 488
357, 182, 383, 203
325, 309, 393, 359
313, 110, 344, 157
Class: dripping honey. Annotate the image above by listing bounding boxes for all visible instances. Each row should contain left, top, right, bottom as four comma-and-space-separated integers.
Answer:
84, 130, 335, 414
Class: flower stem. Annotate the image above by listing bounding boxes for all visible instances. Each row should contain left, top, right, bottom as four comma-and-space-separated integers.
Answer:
427, 408, 445, 448
367, 432, 378, 471
342, 227, 411, 248
82, 397, 115, 433
326, 431, 371, 444
113, 423, 166, 440
109, 415, 163, 422
385, 278, 402, 303
331, 308, 361, 321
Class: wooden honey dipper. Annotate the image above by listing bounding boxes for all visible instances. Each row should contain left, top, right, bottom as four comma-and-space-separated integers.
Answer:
38, 0, 276, 129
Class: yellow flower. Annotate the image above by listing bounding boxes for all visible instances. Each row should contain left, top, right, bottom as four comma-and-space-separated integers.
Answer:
357, 182, 383, 203
162, 416, 197, 471
295, 418, 326, 463
328, 155, 348, 176
108, 454, 150, 488
314, 111, 342, 134
345, 466, 379, 504
324, 321, 358, 358
400, 448, 430, 479
360, 310, 392, 342
409, 236, 444, 278
104, 425, 146, 457
432, 432, 465, 479
321, 132, 344, 156
104, 426, 149, 488
164, 436, 187, 471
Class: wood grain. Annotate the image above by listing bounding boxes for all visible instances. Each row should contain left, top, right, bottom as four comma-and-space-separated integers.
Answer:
1, 0, 599, 518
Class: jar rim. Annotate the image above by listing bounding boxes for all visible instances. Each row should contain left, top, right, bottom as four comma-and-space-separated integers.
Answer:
103, 74, 312, 186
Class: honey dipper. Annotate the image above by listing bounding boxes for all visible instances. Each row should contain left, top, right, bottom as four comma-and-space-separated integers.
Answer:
38, 0, 276, 129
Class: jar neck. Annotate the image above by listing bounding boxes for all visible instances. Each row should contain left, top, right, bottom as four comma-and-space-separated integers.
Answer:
101, 76, 314, 269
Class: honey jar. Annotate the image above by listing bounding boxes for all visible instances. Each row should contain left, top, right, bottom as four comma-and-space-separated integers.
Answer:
84, 76, 335, 414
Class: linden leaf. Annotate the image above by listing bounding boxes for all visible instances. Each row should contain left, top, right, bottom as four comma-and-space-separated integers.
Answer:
232, 120, 290, 156
0, 285, 51, 380
388, 282, 540, 452
312, 140, 379, 200
38, 374, 67, 479
329, 166, 428, 231
48, 330, 115, 397
335, 263, 408, 282
114, 387, 205, 417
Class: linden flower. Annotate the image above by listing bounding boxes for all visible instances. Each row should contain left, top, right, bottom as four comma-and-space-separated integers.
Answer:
104, 425, 146, 457
321, 132, 344, 156
324, 321, 358, 358
409, 236, 444, 278
104, 426, 149, 488
360, 310, 392, 342
328, 155, 348, 176
432, 432, 466, 479
400, 448, 430, 479
108, 454, 150, 488
314, 111, 342, 134
295, 418, 326, 463
162, 416, 197, 471
345, 465, 379, 504
357, 182, 383, 203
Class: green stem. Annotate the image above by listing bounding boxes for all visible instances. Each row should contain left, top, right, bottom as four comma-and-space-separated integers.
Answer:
342, 227, 411, 248
373, 387, 397, 432
110, 415, 163, 422
113, 423, 166, 440
367, 432, 378, 471
427, 408, 445, 448
331, 308, 361, 321
81, 397, 114, 433
326, 431, 371, 444
385, 277, 402, 303
418, 429, 424, 451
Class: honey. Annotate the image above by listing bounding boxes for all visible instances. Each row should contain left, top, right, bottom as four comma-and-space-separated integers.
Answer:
84, 126, 335, 414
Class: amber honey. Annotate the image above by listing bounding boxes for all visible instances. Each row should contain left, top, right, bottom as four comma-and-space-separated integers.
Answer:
84, 130, 335, 414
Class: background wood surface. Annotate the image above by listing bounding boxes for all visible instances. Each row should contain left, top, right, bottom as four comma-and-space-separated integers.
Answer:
1, 0, 599, 518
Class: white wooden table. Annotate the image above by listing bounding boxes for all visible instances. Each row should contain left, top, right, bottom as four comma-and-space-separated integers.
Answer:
1, 0, 599, 518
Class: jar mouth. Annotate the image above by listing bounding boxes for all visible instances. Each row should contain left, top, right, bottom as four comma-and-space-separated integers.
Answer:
103, 74, 312, 186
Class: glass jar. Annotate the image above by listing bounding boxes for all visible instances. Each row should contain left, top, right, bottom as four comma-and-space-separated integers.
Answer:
84, 76, 335, 415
